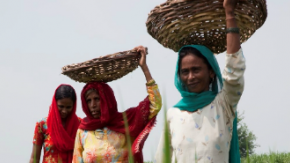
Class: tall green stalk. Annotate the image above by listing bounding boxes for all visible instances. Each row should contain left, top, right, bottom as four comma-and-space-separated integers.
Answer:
269, 149, 275, 163
116, 86, 134, 163
162, 90, 171, 163
122, 112, 134, 163
246, 137, 250, 163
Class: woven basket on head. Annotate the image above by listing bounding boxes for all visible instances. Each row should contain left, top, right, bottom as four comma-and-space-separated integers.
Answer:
62, 48, 147, 83
146, 0, 267, 54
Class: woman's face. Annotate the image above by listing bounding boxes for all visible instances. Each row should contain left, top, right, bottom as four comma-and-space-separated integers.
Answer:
179, 53, 215, 93
57, 98, 74, 120
85, 90, 101, 119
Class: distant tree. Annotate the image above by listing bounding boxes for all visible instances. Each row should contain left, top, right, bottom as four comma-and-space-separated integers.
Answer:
237, 112, 259, 157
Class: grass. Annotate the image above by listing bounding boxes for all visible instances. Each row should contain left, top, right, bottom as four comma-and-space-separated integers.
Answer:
241, 134, 290, 163
117, 86, 134, 163
145, 152, 290, 163
241, 152, 290, 163
122, 112, 134, 163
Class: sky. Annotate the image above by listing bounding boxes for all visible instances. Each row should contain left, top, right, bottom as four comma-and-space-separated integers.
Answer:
0, 0, 289, 162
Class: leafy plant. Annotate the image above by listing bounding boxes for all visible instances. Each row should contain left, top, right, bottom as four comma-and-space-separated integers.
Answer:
238, 111, 258, 157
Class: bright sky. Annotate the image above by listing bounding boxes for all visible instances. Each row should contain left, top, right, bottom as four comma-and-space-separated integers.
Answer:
0, 0, 289, 162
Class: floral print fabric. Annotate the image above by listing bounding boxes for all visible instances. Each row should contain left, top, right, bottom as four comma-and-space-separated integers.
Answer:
155, 49, 245, 163
73, 84, 162, 163
33, 117, 81, 163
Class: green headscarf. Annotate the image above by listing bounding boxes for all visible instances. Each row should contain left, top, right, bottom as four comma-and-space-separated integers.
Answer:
174, 45, 240, 163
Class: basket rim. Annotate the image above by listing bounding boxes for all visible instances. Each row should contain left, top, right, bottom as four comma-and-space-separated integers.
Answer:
146, 0, 267, 53
62, 50, 141, 73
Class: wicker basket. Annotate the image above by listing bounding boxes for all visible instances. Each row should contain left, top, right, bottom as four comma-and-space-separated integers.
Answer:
146, 0, 267, 54
62, 48, 147, 83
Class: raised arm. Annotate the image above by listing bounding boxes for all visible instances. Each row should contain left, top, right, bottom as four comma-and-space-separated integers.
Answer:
224, 0, 240, 54
133, 46, 162, 119
134, 45, 153, 83
222, 0, 246, 113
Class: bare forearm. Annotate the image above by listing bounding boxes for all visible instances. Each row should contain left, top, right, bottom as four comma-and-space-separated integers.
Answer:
29, 144, 41, 163
29, 157, 40, 163
141, 64, 153, 83
226, 11, 241, 54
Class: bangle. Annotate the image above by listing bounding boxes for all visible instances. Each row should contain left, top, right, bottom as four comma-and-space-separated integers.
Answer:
226, 27, 240, 34
146, 79, 156, 86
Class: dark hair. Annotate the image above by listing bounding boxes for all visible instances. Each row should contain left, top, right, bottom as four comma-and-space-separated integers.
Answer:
178, 47, 212, 74
55, 85, 76, 102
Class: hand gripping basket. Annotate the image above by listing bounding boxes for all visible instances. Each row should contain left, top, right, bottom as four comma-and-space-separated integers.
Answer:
146, 0, 267, 54
62, 48, 147, 83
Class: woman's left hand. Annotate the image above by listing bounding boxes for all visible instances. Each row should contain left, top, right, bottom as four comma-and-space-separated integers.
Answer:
133, 45, 153, 82
133, 45, 148, 68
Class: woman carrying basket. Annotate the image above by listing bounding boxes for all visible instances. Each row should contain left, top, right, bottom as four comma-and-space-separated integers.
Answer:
29, 84, 81, 163
72, 45, 162, 163
155, 0, 245, 162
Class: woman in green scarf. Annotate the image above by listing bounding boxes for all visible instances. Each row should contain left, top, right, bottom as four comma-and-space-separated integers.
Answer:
155, 0, 245, 162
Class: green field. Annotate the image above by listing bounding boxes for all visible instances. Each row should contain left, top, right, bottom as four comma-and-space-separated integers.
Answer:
144, 152, 290, 163
241, 152, 290, 163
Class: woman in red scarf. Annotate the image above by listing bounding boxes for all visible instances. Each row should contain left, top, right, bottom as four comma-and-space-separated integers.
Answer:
72, 46, 162, 163
29, 84, 81, 163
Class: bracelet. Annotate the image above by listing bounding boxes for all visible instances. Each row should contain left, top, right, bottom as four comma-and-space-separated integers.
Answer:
146, 79, 156, 86
226, 27, 240, 34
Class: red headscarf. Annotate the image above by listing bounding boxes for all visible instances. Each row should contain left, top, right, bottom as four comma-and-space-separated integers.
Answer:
47, 84, 80, 163
79, 82, 156, 163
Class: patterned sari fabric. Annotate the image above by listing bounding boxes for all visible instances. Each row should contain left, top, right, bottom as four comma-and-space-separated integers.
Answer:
32, 84, 81, 163
73, 82, 162, 163
33, 117, 81, 163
